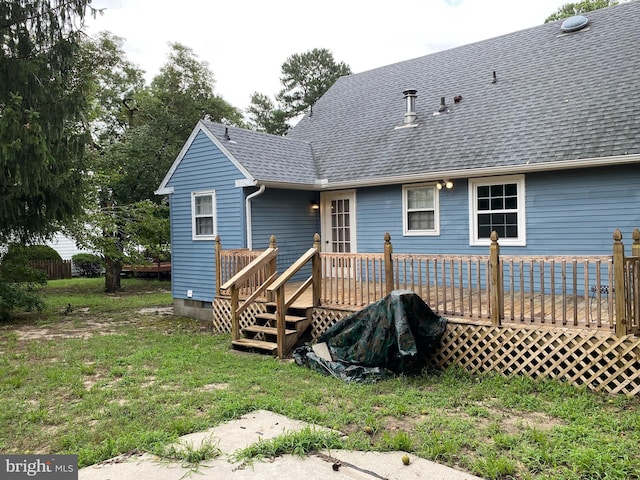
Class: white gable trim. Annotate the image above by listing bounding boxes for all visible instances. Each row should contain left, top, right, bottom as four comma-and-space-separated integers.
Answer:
154, 121, 256, 195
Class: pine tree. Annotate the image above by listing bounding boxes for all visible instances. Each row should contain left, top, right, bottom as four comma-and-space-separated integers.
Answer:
0, 0, 94, 242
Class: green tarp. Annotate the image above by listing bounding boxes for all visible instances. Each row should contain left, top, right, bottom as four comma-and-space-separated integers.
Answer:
293, 290, 447, 383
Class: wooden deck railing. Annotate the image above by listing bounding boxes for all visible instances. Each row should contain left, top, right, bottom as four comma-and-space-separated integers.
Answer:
266, 234, 321, 356
216, 228, 640, 337
218, 236, 278, 343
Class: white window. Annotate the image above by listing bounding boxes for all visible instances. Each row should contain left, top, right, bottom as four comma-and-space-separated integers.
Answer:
469, 175, 526, 246
402, 183, 440, 236
192, 190, 216, 240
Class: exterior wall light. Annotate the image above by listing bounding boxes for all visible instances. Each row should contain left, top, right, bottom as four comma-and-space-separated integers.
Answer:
310, 200, 320, 210
436, 180, 454, 190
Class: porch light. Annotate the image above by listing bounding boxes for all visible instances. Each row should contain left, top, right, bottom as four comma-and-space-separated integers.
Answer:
437, 180, 454, 190
310, 200, 320, 210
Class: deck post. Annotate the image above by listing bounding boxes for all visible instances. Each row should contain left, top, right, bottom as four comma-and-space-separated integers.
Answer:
276, 286, 286, 358
230, 286, 240, 342
384, 233, 394, 294
613, 229, 626, 337
215, 236, 222, 297
312, 233, 321, 306
632, 228, 640, 257
489, 231, 503, 326
267, 235, 277, 303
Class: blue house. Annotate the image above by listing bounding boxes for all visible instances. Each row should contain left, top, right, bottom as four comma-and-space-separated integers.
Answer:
156, 2, 640, 320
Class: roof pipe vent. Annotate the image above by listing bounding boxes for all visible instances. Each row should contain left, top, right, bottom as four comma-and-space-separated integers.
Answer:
403, 89, 417, 124
438, 97, 447, 113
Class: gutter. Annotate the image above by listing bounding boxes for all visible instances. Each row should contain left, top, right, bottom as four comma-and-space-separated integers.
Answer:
245, 184, 266, 250
321, 154, 640, 190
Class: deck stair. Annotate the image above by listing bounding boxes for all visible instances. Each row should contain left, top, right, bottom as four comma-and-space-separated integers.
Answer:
231, 304, 312, 355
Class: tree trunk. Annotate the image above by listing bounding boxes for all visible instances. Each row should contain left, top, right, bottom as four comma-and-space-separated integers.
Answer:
104, 256, 122, 292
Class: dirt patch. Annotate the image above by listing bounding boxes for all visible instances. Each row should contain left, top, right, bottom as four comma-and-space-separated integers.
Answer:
136, 307, 174, 316
8, 319, 139, 342
500, 411, 564, 434
200, 383, 229, 391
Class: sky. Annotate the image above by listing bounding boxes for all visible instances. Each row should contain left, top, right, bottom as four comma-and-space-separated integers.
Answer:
85, 0, 571, 114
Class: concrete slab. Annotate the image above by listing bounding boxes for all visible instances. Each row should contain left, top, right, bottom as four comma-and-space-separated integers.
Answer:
79, 410, 483, 480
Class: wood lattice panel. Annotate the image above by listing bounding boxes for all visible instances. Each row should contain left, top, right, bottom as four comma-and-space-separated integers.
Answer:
311, 308, 352, 339
434, 322, 640, 396
212, 298, 267, 333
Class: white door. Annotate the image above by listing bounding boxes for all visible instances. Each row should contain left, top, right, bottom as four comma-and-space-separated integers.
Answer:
321, 191, 357, 279
321, 190, 357, 253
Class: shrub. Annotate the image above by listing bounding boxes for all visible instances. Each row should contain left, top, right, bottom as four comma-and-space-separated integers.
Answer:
72, 253, 103, 277
0, 249, 47, 320
5, 244, 62, 262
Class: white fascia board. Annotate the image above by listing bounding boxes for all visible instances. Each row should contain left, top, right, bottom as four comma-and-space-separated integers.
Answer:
321, 154, 640, 189
155, 121, 256, 193
154, 186, 174, 195
235, 179, 257, 187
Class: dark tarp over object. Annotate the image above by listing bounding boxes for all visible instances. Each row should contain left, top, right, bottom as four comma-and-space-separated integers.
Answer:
293, 290, 447, 383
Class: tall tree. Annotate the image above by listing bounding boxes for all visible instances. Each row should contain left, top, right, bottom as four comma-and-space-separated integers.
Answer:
545, 0, 618, 22
247, 48, 351, 135
0, 0, 94, 243
69, 40, 243, 292
276, 48, 351, 118
247, 92, 290, 136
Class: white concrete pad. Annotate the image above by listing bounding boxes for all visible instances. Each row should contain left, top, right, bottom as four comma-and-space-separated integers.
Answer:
79, 410, 483, 480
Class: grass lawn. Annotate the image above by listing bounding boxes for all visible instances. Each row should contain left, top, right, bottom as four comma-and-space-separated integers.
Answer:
0, 277, 638, 479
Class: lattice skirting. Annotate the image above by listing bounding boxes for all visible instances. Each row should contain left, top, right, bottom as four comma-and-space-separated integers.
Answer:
216, 302, 640, 396
212, 298, 267, 333
433, 322, 640, 396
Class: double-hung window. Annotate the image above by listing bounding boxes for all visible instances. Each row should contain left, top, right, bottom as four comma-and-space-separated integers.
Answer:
469, 175, 526, 246
403, 183, 439, 236
192, 190, 216, 240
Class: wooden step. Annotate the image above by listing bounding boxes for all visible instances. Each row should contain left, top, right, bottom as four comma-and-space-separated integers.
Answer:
231, 338, 277, 354
243, 325, 297, 336
256, 312, 308, 324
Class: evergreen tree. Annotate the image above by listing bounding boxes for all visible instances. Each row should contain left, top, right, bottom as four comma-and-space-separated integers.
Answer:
0, 0, 94, 242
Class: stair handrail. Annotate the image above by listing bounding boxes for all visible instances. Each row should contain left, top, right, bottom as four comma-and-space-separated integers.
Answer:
267, 234, 321, 357
220, 236, 278, 343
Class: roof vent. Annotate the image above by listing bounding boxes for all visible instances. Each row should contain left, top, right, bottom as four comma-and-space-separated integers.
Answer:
403, 89, 417, 124
560, 15, 589, 32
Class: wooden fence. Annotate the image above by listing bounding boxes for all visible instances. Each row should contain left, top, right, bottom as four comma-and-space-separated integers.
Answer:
29, 260, 72, 280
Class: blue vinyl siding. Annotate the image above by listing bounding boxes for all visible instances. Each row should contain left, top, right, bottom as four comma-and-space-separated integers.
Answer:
166, 131, 246, 302
355, 164, 640, 256
251, 188, 320, 277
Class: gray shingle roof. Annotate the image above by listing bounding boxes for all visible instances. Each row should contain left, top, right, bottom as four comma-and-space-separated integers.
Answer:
286, 1, 640, 185
200, 120, 316, 186
196, 2, 640, 189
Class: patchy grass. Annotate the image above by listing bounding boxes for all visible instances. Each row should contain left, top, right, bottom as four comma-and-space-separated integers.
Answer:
0, 277, 639, 479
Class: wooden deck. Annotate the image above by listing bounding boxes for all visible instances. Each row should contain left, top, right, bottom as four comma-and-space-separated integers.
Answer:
236, 280, 615, 332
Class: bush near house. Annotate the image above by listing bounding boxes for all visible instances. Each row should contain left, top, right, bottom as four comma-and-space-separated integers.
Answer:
72, 253, 104, 277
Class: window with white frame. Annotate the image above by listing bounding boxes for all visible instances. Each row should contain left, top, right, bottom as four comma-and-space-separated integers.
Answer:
192, 190, 216, 240
403, 183, 439, 235
469, 175, 526, 246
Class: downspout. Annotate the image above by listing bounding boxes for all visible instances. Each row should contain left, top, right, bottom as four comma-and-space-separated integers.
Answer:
245, 184, 266, 250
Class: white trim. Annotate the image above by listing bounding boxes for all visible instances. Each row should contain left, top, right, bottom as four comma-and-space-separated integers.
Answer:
402, 183, 440, 236
191, 190, 217, 241
322, 154, 640, 190
156, 121, 256, 194
320, 190, 357, 253
468, 174, 526, 247
155, 186, 174, 195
